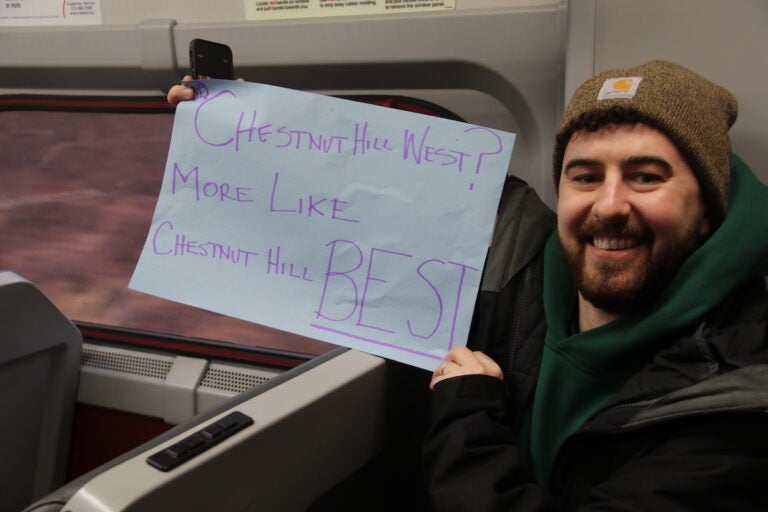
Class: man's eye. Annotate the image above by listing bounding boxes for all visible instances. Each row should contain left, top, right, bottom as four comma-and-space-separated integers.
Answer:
571, 174, 599, 184
633, 173, 663, 184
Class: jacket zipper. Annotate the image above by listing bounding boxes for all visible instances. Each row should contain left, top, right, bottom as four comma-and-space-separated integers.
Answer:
507, 264, 533, 371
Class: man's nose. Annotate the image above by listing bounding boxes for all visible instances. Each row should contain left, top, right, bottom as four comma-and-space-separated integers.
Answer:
591, 174, 631, 221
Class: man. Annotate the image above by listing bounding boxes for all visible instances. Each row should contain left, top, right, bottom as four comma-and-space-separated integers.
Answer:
423, 60, 768, 510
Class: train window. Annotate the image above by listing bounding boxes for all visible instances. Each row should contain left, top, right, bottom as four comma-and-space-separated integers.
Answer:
0, 93, 463, 356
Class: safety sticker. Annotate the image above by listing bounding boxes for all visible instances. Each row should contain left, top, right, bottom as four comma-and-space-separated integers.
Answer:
1, 0, 102, 26
246, 0, 455, 21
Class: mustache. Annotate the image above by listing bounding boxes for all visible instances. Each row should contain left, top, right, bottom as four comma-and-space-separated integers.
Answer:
575, 217, 652, 241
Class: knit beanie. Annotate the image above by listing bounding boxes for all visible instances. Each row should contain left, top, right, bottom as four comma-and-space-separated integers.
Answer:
553, 60, 738, 226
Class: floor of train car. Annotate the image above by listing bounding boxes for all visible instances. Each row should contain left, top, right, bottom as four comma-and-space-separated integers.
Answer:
0, 109, 335, 355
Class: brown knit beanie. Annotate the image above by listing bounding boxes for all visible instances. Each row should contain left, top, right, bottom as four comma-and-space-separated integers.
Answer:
553, 60, 738, 226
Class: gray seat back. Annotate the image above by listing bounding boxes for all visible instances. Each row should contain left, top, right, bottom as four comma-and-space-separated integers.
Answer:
0, 271, 81, 512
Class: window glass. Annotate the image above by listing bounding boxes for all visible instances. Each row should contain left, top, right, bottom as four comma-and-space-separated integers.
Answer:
0, 96, 462, 354
0, 107, 334, 355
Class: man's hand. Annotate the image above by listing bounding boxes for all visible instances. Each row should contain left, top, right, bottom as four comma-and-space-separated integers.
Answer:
167, 75, 196, 106
430, 346, 503, 390
166, 75, 245, 106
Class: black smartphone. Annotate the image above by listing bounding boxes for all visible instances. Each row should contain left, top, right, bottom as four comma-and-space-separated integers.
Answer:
189, 39, 234, 80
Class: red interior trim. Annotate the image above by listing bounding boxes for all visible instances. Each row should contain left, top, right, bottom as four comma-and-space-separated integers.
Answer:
0, 95, 173, 113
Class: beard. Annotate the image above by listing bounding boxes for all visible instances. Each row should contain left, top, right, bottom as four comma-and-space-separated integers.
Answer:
559, 215, 706, 315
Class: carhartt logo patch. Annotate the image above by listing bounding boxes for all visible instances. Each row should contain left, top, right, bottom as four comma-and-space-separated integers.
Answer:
597, 77, 643, 100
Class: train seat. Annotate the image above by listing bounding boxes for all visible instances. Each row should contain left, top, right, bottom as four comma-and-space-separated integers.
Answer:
0, 271, 82, 512
23, 346, 429, 511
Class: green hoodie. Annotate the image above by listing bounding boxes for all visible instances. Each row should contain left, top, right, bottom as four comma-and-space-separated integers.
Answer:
530, 155, 768, 485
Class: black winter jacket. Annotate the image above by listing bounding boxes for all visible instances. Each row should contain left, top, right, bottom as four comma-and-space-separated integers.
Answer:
422, 178, 768, 511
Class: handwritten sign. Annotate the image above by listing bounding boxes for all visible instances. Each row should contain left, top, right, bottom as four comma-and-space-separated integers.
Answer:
130, 80, 515, 371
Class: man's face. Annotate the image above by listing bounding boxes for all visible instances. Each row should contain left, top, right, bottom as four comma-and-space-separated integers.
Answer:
557, 123, 710, 314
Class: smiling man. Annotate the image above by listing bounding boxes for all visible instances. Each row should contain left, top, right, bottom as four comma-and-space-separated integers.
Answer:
424, 61, 768, 511
558, 122, 711, 329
